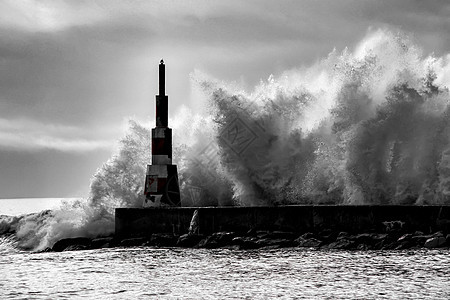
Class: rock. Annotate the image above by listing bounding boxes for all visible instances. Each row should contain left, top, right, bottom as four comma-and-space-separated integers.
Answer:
424, 236, 447, 248
337, 232, 349, 240
432, 231, 444, 238
64, 244, 88, 251
197, 237, 219, 249
52, 237, 92, 252
319, 231, 339, 243
397, 234, 413, 242
410, 235, 431, 246
355, 233, 375, 245
394, 240, 413, 250
211, 232, 237, 245
119, 237, 147, 247
148, 234, 177, 247
295, 237, 322, 248
299, 232, 316, 240
324, 238, 355, 250
257, 231, 296, 240
256, 238, 295, 248
231, 236, 259, 250
246, 228, 257, 236
90, 237, 114, 249
195, 232, 237, 249
176, 234, 204, 247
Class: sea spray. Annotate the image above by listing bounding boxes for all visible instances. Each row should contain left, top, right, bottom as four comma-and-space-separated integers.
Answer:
190, 29, 450, 206
2, 28, 450, 251
90, 29, 450, 206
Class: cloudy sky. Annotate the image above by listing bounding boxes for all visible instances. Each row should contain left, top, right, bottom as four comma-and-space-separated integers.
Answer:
0, 0, 449, 198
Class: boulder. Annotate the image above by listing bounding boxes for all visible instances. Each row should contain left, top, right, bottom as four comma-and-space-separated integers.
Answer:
148, 234, 177, 247
177, 234, 204, 247
299, 232, 316, 240
119, 237, 147, 247
257, 231, 296, 240
197, 237, 221, 249
64, 244, 88, 251
324, 238, 355, 250
52, 237, 92, 252
424, 236, 447, 248
231, 236, 259, 249
211, 232, 237, 245
196, 232, 238, 248
295, 237, 322, 248
255, 238, 295, 248
90, 237, 114, 249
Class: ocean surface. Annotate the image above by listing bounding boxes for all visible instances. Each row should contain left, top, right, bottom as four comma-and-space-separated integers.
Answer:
0, 198, 449, 299
0, 245, 448, 299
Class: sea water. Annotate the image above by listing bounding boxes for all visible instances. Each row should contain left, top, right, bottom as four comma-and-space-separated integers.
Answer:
1, 199, 449, 299
0, 246, 449, 299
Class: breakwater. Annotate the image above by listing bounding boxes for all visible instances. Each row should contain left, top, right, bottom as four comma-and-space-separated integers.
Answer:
41, 205, 450, 252
115, 205, 450, 238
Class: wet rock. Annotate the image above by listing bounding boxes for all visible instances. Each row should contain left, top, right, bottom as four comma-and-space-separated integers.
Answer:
356, 243, 370, 250
371, 234, 388, 250
256, 238, 295, 248
324, 238, 355, 250
148, 234, 177, 247
197, 237, 219, 249
211, 232, 237, 245
337, 232, 350, 240
64, 244, 88, 251
90, 237, 114, 249
397, 233, 413, 242
119, 237, 147, 247
52, 237, 92, 252
295, 237, 322, 248
195, 232, 237, 249
355, 233, 376, 245
246, 228, 257, 236
424, 236, 447, 248
299, 232, 316, 240
257, 231, 296, 240
321, 231, 339, 243
177, 234, 204, 247
410, 235, 432, 246
231, 236, 259, 249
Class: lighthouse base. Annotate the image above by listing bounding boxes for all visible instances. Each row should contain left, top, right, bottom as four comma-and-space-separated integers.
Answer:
144, 164, 181, 207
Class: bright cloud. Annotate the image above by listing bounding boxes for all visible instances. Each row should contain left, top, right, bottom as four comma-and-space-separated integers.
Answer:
0, 118, 114, 152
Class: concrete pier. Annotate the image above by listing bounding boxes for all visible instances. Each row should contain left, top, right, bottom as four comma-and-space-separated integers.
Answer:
115, 205, 450, 239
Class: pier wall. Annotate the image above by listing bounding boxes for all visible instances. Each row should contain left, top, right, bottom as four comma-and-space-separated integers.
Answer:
115, 205, 450, 238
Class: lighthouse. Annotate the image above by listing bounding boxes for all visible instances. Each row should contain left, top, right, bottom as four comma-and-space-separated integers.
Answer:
143, 60, 181, 207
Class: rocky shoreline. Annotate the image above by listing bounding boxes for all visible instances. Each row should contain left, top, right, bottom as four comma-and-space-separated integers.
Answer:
47, 228, 450, 252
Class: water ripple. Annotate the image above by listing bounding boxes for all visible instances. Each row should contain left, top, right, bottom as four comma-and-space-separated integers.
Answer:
0, 248, 448, 299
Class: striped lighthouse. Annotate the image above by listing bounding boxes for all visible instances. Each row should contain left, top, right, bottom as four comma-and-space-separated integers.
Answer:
143, 60, 181, 207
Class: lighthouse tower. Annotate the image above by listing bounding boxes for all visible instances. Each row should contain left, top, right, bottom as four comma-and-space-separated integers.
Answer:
143, 60, 181, 207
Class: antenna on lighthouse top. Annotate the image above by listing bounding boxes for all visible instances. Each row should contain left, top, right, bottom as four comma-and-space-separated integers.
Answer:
159, 59, 165, 96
